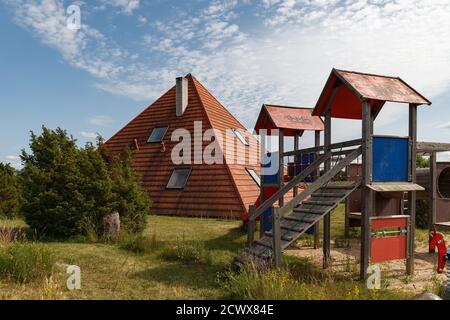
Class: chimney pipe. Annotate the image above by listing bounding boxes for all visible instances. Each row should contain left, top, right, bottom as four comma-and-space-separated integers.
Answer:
176, 77, 188, 117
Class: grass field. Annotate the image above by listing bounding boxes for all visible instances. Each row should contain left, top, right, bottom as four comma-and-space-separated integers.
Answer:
0, 205, 439, 300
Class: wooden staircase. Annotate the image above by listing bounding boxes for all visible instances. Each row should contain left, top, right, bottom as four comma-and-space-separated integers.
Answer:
233, 144, 363, 269
234, 181, 359, 266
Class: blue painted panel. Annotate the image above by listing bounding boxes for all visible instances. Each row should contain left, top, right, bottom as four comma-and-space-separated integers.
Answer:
261, 152, 279, 185
372, 136, 409, 182
294, 153, 317, 182
262, 208, 272, 232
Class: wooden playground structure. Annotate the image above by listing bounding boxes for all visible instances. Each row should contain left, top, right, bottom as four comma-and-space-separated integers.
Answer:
234, 68, 448, 280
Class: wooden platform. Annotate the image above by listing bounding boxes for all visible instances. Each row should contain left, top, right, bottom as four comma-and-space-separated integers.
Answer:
367, 182, 424, 192
435, 222, 450, 230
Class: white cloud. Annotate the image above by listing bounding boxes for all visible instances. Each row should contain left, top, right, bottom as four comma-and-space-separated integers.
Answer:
88, 115, 113, 127
79, 131, 98, 138
437, 121, 450, 129
100, 0, 140, 15
5, 0, 450, 145
3, 155, 22, 169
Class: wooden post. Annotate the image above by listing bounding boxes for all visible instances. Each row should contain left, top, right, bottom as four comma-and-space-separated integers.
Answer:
314, 130, 321, 249
429, 152, 437, 253
323, 112, 331, 268
279, 129, 284, 207
293, 134, 299, 197
344, 164, 350, 238
272, 207, 282, 268
259, 132, 266, 239
247, 205, 255, 247
407, 104, 417, 275
360, 100, 374, 280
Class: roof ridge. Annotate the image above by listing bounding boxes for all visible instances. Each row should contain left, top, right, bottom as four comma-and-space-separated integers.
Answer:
264, 104, 314, 110
335, 68, 401, 80
190, 76, 249, 132
189, 76, 248, 215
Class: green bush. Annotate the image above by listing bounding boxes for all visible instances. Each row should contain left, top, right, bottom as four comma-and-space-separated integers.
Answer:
19, 127, 151, 239
119, 233, 159, 254
106, 149, 151, 234
20, 127, 114, 239
161, 240, 212, 264
0, 163, 21, 218
0, 243, 55, 283
416, 199, 428, 229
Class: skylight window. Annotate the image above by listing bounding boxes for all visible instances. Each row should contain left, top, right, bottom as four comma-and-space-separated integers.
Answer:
166, 168, 192, 189
147, 126, 169, 143
232, 128, 249, 146
246, 167, 261, 187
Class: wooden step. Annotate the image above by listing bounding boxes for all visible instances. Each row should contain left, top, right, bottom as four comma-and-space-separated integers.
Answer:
254, 239, 272, 249
264, 231, 294, 242
285, 214, 317, 224
294, 207, 329, 215
280, 224, 307, 233
321, 182, 355, 190
303, 200, 336, 206
311, 192, 345, 198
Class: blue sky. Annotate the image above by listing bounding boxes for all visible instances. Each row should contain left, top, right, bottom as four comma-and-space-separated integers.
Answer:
1, 0, 450, 168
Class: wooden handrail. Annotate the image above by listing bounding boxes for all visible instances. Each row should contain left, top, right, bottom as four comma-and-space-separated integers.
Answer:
279, 146, 362, 217
283, 139, 362, 157
249, 152, 330, 221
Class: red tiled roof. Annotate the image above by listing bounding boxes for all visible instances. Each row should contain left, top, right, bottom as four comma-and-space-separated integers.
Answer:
254, 104, 324, 136
103, 75, 260, 220
313, 69, 431, 120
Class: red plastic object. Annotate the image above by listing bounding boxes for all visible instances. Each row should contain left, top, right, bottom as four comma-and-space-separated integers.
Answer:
429, 231, 447, 273
254, 186, 279, 209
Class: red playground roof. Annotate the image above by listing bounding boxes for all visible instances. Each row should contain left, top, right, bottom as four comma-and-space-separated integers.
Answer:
313, 69, 431, 120
254, 104, 324, 136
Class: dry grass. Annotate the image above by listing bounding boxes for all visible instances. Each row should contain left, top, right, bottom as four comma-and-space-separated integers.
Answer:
0, 209, 444, 300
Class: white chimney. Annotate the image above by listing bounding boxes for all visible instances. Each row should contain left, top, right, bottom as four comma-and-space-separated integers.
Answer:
176, 77, 188, 117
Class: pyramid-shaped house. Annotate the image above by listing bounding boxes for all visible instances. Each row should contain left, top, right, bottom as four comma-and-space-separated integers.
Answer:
103, 74, 260, 220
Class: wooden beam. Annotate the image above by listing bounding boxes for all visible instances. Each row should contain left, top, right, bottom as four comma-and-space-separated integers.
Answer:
407, 104, 417, 275
417, 141, 450, 153
293, 134, 300, 197
247, 205, 256, 247
314, 130, 321, 249
344, 164, 350, 238
259, 121, 267, 239
429, 152, 437, 253
279, 129, 284, 208
272, 207, 282, 268
360, 100, 373, 280
279, 147, 361, 217
323, 111, 332, 269
283, 139, 362, 157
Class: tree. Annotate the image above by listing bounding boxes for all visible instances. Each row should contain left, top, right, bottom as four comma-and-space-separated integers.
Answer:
0, 162, 21, 218
20, 127, 114, 238
417, 155, 430, 169
106, 148, 151, 234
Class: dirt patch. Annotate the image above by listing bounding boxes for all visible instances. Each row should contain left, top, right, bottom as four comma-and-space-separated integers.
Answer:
286, 238, 446, 294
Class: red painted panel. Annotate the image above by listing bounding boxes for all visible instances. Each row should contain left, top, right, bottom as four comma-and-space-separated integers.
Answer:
371, 217, 408, 230
371, 236, 407, 263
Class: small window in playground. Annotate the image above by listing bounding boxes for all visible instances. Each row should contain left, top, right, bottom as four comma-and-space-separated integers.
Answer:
232, 128, 249, 146
147, 126, 169, 143
246, 167, 261, 187
166, 168, 192, 189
